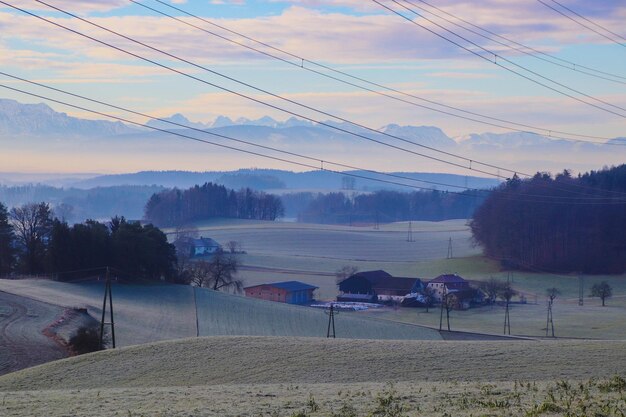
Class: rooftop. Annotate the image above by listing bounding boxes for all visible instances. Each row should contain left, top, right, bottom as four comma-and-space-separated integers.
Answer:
429, 274, 468, 284
245, 281, 318, 292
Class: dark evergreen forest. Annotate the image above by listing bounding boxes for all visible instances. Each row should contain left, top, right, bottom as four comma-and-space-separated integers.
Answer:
297, 189, 486, 224
0, 201, 176, 281
470, 165, 626, 274
144, 182, 284, 227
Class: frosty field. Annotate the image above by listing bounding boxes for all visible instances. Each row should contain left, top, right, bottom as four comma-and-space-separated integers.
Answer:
0, 336, 624, 417
0, 279, 441, 349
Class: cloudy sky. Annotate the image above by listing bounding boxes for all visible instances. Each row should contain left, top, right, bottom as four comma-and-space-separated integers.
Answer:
0, 0, 624, 174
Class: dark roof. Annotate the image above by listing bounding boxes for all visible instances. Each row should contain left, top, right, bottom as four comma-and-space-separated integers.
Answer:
429, 274, 468, 284
372, 277, 418, 292
343, 270, 392, 285
193, 237, 220, 247
245, 281, 318, 292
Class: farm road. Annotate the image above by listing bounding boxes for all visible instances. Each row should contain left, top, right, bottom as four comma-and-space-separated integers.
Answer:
0, 291, 67, 376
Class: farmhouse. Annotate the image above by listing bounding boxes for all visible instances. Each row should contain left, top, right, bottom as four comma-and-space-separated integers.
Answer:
425, 274, 483, 309
426, 274, 470, 301
180, 236, 222, 257
244, 281, 318, 305
338, 270, 423, 302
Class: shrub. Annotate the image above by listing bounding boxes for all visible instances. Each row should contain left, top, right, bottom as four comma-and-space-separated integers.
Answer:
68, 326, 104, 355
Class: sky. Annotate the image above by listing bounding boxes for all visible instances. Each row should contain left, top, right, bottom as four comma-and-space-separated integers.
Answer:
0, 0, 624, 174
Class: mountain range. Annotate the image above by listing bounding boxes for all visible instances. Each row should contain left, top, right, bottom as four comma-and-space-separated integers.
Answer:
1, 98, 622, 175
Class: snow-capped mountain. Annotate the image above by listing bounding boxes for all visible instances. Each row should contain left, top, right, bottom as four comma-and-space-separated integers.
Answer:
0, 98, 136, 137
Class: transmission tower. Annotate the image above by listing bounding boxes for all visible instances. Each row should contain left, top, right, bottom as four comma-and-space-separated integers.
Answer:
446, 237, 453, 259
99, 267, 116, 348
407, 221, 414, 242
325, 303, 337, 338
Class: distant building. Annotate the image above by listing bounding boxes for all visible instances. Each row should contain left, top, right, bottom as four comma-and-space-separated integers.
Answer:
338, 270, 423, 302
426, 274, 470, 301
244, 281, 318, 304
177, 236, 222, 257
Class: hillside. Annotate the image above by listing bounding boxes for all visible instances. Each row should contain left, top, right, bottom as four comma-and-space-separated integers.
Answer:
0, 279, 441, 347
1, 336, 623, 390
1, 336, 624, 417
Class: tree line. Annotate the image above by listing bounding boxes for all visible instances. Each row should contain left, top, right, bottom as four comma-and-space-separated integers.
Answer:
144, 182, 284, 227
470, 165, 626, 274
297, 189, 485, 224
0, 202, 176, 281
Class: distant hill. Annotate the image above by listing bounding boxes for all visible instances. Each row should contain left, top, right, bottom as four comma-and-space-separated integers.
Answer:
70, 169, 500, 191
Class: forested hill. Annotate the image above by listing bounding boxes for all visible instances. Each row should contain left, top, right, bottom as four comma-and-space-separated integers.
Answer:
144, 183, 284, 227
470, 165, 626, 274
294, 189, 485, 224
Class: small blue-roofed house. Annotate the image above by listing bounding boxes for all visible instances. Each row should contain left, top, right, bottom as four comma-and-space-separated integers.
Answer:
244, 281, 318, 304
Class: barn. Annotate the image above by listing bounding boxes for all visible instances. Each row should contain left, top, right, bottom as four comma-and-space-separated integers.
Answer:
338, 270, 423, 302
244, 281, 318, 305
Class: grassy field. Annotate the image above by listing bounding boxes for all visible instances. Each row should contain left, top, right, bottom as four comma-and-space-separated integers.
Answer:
0, 279, 441, 348
1, 336, 625, 416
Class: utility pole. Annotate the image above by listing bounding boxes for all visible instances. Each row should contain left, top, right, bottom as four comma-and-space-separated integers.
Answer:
503, 300, 510, 335
438, 288, 450, 332
578, 275, 584, 306
546, 299, 555, 337
407, 221, 414, 242
326, 303, 337, 338
374, 211, 379, 230
446, 237, 453, 259
99, 267, 116, 348
193, 286, 199, 337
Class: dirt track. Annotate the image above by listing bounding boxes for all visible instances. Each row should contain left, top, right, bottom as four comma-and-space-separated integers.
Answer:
0, 291, 67, 376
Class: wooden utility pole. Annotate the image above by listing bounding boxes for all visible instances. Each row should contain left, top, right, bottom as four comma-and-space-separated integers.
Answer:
578, 275, 584, 306
193, 286, 199, 337
326, 303, 337, 338
99, 267, 116, 348
546, 300, 555, 337
503, 298, 511, 335
438, 289, 450, 332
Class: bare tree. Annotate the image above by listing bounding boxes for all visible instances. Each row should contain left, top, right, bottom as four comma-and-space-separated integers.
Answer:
590, 281, 612, 306
422, 286, 435, 313
226, 240, 240, 254
335, 265, 359, 284
10, 202, 53, 274
480, 277, 504, 307
172, 225, 200, 276
53, 203, 74, 223
546, 287, 560, 304
188, 253, 242, 293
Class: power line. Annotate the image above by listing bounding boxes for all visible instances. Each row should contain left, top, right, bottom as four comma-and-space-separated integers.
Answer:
388, 0, 626, 115
2, 78, 624, 204
132, 0, 620, 144
10, 0, 520, 180
374, 0, 626, 118
536, 0, 626, 48
0, 70, 482, 192
401, 0, 626, 85
4, 2, 624, 199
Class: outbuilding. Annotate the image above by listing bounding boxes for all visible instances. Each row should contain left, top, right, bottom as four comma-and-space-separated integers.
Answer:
244, 281, 318, 304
